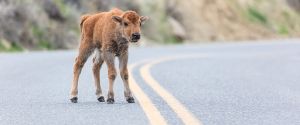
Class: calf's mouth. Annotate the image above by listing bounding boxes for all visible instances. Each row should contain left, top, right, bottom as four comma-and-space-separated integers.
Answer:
131, 38, 139, 43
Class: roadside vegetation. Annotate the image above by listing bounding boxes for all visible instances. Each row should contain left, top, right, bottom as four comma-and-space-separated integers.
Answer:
0, 0, 299, 52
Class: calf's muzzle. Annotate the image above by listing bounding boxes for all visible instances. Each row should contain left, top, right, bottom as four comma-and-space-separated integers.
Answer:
131, 32, 140, 42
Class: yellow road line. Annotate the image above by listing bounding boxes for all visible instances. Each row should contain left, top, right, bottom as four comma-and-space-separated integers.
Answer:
128, 61, 168, 125
140, 55, 204, 125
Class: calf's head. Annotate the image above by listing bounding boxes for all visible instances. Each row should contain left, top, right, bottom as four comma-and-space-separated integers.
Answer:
112, 11, 149, 43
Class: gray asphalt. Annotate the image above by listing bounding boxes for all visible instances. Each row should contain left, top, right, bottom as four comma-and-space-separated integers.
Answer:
0, 39, 300, 125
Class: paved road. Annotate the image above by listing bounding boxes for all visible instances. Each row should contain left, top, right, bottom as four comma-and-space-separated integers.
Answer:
0, 39, 300, 125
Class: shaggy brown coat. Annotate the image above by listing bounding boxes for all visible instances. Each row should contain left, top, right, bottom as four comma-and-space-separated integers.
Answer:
70, 8, 148, 104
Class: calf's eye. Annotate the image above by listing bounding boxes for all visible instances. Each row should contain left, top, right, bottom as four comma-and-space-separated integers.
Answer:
124, 22, 128, 26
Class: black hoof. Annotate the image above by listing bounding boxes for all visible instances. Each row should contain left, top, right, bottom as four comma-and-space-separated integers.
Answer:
107, 98, 115, 104
97, 96, 105, 102
126, 97, 135, 103
70, 97, 78, 103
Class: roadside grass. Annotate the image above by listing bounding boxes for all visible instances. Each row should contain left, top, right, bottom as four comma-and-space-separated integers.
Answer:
242, 5, 296, 36
247, 6, 268, 25
54, 0, 68, 17
38, 40, 52, 50
31, 25, 53, 50
0, 40, 23, 52
164, 36, 183, 44
278, 25, 289, 35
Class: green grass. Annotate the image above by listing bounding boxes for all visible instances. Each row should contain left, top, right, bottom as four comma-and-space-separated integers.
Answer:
31, 25, 44, 40
31, 25, 53, 50
9, 42, 23, 52
38, 40, 52, 50
0, 41, 23, 52
0, 41, 6, 51
165, 36, 183, 44
278, 25, 289, 35
247, 6, 268, 24
54, 0, 68, 17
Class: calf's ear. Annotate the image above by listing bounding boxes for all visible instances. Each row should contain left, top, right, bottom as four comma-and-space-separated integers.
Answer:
112, 16, 122, 24
140, 16, 149, 25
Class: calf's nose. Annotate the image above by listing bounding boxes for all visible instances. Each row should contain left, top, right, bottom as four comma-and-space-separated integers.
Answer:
132, 33, 140, 40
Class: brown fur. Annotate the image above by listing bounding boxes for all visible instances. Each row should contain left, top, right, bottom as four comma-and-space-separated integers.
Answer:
70, 8, 148, 103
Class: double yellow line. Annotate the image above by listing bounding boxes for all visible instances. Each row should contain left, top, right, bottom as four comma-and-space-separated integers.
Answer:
128, 61, 167, 125
129, 55, 204, 125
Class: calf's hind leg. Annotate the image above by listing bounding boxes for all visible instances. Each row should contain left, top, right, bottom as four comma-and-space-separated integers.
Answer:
92, 49, 105, 102
70, 44, 94, 103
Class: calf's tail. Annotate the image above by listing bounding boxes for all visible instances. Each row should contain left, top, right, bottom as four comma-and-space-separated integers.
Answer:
80, 15, 90, 32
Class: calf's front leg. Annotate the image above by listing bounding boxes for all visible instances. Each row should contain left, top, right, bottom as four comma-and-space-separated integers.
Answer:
104, 51, 117, 104
119, 53, 134, 103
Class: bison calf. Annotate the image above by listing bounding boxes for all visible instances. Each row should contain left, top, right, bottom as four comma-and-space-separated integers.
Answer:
70, 8, 148, 104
